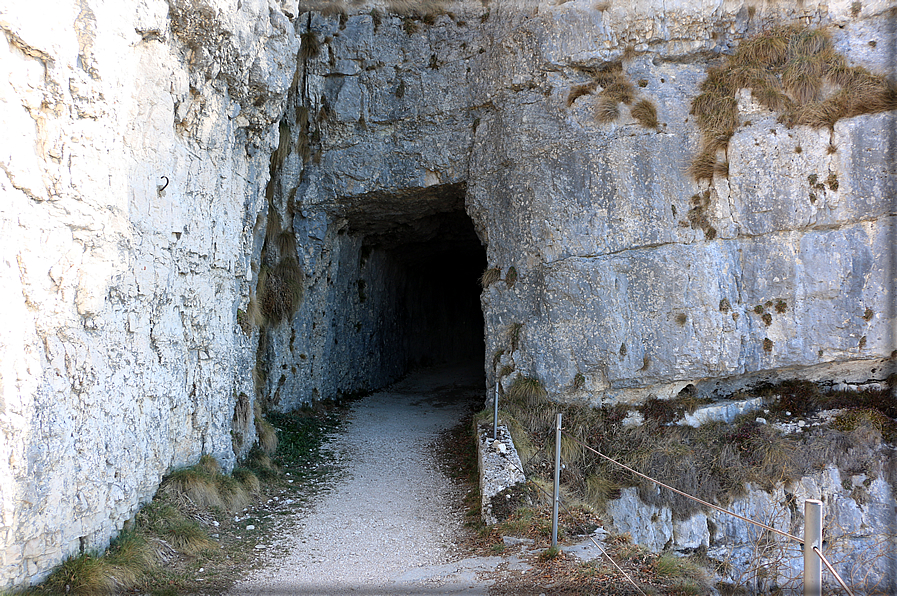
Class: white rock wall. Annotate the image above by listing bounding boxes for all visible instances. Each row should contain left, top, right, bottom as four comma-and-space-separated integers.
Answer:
470, 0, 896, 403
0, 0, 297, 587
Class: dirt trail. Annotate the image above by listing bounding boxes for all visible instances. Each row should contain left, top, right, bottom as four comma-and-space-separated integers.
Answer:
232, 363, 508, 595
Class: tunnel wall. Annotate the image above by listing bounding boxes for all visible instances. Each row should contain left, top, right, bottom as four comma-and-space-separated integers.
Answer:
257, 225, 408, 410
257, 207, 486, 412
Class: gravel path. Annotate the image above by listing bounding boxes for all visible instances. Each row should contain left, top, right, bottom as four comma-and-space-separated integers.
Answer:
232, 363, 496, 595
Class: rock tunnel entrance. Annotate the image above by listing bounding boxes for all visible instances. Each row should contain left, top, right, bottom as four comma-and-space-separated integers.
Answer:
261, 181, 488, 410
345, 182, 486, 374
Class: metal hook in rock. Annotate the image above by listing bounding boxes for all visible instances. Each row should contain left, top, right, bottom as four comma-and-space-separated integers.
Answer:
158, 176, 169, 193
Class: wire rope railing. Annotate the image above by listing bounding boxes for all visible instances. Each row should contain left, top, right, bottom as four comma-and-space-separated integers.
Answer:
487, 401, 861, 595
552, 416, 856, 596
487, 422, 650, 596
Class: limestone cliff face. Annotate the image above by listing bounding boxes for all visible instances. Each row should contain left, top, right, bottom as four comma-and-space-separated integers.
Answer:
0, 0, 296, 586
270, 0, 894, 410
470, 0, 895, 404
1, 0, 895, 589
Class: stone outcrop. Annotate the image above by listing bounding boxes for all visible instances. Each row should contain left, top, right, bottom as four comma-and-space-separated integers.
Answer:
606, 467, 897, 591
1, 0, 894, 589
470, 0, 895, 404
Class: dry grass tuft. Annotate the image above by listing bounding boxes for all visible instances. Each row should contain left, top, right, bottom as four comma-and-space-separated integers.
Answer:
689, 25, 895, 181
595, 96, 620, 123
566, 82, 597, 107
162, 468, 225, 510
197, 454, 221, 476
480, 267, 501, 287
507, 376, 547, 406
271, 121, 292, 172
734, 32, 789, 67
161, 455, 253, 514
687, 148, 719, 182
385, 0, 448, 17
277, 231, 297, 257
140, 502, 217, 555
232, 467, 261, 494
256, 415, 279, 455
602, 76, 636, 105
257, 257, 304, 324
299, 30, 320, 60
630, 99, 658, 128
42, 554, 118, 596
783, 56, 825, 104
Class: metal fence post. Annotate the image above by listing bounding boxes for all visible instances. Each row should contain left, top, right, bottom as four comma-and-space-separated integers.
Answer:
804, 499, 822, 596
551, 412, 562, 549
492, 380, 499, 441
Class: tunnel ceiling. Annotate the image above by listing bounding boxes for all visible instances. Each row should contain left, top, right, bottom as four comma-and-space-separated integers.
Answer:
337, 182, 481, 264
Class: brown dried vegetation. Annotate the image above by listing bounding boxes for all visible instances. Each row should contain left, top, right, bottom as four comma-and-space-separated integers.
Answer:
497, 377, 897, 526
690, 26, 897, 181
631, 98, 659, 129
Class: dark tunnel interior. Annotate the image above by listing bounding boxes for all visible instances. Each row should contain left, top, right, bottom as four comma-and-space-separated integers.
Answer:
345, 183, 486, 377
383, 212, 486, 368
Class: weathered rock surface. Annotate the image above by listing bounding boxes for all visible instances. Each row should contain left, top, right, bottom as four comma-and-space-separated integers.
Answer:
0, 0, 296, 587
606, 466, 897, 592
469, 1, 895, 405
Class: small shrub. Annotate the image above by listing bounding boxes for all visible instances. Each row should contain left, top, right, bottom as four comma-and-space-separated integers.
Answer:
832, 408, 897, 445
505, 266, 518, 286
826, 172, 839, 190
508, 322, 523, 351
